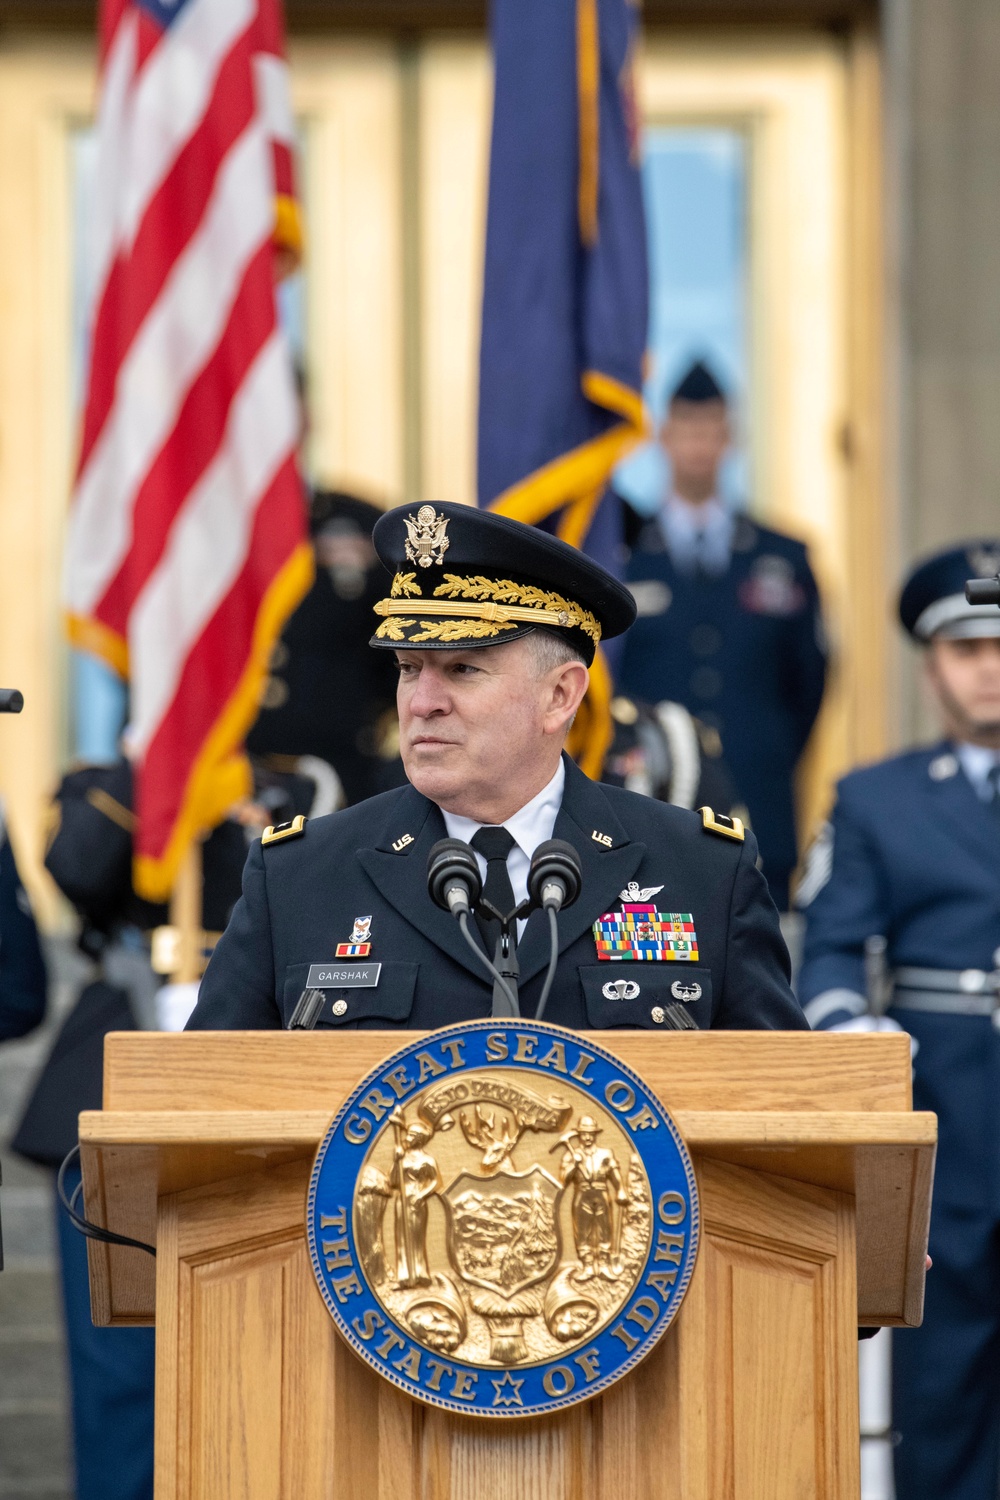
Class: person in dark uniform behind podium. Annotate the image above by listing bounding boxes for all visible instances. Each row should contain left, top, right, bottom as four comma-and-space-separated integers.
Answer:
0, 803, 47, 1042
247, 488, 403, 804
190, 502, 806, 1035
615, 361, 827, 909
798, 541, 1000, 1500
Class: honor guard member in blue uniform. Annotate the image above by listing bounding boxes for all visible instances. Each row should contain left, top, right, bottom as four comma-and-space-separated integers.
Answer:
798, 541, 1000, 1500
616, 361, 827, 910
190, 502, 806, 1035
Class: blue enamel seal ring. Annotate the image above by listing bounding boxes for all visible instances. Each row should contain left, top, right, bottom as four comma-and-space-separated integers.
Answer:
307, 1020, 699, 1417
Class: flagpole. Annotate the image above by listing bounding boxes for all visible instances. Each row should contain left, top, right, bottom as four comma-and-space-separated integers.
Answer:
169, 840, 204, 985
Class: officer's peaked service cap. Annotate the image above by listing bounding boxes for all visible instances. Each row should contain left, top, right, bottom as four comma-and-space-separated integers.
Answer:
370, 502, 637, 666
900, 540, 1000, 641
669, 359, 727, 406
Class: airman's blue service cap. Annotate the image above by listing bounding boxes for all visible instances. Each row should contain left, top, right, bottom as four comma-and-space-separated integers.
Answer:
899, 540, 1000, 641
370, 503, 637, 665
669, 359, 726, 405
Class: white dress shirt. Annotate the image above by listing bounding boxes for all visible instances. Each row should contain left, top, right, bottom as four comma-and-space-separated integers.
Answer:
956, 742, 1000, 802
658, 494, 734, 576
442, 759, 565, 936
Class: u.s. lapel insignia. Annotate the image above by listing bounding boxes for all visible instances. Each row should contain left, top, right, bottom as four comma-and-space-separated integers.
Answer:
593, 906, 699, 962
403, 505, 450, 569
336, 916, 372, 959
928, 753, 959, 781
591, 830, 613, 847
392, 833, 414, 852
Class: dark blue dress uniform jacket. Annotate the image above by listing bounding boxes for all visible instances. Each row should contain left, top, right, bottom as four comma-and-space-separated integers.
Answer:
616, 514, 827, 908
0, 824, 46, 1041
190, 756, 806, 1034
799, 745, 1000, 1214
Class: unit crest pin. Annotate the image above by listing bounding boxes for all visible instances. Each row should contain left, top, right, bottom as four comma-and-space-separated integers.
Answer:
336, 915, 372, 959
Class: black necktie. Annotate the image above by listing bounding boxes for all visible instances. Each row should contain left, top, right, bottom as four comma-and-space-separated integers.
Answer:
470, 826, 517, 952
987, 761, 1000, 807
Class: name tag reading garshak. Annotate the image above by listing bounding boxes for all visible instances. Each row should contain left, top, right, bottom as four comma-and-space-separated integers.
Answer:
307, 963, 382, 989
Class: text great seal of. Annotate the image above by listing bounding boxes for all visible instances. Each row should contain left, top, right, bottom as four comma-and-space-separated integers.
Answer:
306, 1019, 699, 1417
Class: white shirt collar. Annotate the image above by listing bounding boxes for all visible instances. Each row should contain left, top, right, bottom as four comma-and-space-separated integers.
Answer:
955, 742, 1000, 800
659, 494, 733, 574
441, 758, 565, 858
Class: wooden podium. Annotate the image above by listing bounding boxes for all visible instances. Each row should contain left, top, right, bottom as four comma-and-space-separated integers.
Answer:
80, 1031, 935, 1500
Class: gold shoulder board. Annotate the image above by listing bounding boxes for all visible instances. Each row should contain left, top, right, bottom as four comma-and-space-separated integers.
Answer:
699, 806, 745, 843
261, 814, 307, 847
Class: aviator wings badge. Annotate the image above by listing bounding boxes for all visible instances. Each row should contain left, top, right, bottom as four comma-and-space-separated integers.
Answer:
403, 505, 450, 569
619, 882, 664, 904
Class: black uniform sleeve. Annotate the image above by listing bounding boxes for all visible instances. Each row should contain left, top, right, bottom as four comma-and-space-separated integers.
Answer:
715, 833, 807, 1030
786, 549, 827, 759
187, 839, 281, 1030
0, 835, 47, 1041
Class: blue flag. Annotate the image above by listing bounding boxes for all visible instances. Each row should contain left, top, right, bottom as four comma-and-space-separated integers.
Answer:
478, 0, 648, 549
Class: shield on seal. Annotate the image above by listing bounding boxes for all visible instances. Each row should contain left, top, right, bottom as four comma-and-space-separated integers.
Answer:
442, 1167, 562, 1298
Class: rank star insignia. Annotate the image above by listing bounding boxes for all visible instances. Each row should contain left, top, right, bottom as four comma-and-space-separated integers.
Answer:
336, 915, 372, 958
491, 1372, 524, 1408
403, 504, 450, 568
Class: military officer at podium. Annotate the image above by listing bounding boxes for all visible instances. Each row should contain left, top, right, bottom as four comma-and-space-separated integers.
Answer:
190, 502, 806, 1034
798, 541, 1000, 1500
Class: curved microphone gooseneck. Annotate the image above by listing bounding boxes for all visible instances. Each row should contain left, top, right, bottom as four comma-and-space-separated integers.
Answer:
427, 839, 520, 1015
527, 839, 582, 1020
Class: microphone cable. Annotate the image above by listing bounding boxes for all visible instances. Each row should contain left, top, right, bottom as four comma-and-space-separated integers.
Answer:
534, 905, 560, 1022
526, 839, 582, 1023
57, 1144, 156, 1257
456, 910, 520, 1016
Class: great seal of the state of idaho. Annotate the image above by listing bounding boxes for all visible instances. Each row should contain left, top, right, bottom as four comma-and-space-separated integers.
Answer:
306, 1020, 699, 1417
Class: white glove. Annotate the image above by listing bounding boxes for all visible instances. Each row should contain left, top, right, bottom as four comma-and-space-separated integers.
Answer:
829, 1015, 902, 1034
830, 1013, 918, 1058
155, 981, 200, 1032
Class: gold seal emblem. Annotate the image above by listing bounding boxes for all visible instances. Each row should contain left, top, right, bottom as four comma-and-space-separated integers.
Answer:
308, 1024, 699, 1415
403, 505, 450, 569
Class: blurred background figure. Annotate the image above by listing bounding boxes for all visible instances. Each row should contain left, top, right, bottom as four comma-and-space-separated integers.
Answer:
10, 743, 336, 1500
602, 693, 746, 822
247, 489, 404, 803
615, 360, 827, 910
798, 541, 1000, 1500
0, 803, 47, 1046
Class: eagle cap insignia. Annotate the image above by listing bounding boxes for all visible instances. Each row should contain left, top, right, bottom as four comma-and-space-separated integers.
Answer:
404, 505, 450, 569
307, 1019, 698, 1418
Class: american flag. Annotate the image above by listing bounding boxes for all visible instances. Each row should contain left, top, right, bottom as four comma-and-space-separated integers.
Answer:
64, 0, 312, 901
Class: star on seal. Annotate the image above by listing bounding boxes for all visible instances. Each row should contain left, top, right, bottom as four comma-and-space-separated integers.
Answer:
620, 881, 664, 903
491, 1372, 525, 1408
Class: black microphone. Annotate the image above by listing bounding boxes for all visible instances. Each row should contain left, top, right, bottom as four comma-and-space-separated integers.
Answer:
966, 575, 1000, 607
530, 840, 583, 1022
288, 988, 327, 1030
428, 839, 519, 1015
527, 839, 582, 913
428, 838, 482, 917
0, 689, 23, 714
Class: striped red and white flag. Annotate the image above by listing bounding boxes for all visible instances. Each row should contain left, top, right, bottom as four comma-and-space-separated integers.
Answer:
64, 0, 312, 901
